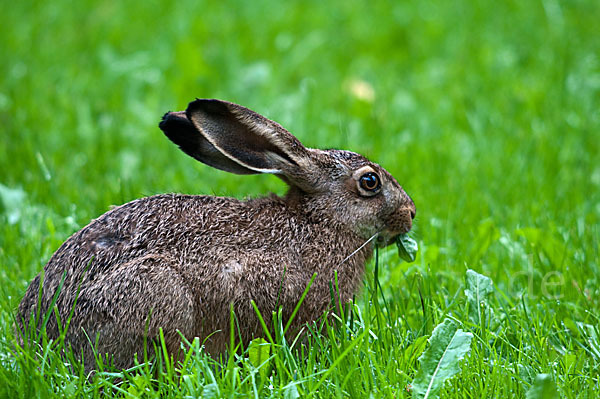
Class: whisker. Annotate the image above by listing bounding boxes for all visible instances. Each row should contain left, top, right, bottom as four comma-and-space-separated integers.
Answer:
337, 232, 380, 268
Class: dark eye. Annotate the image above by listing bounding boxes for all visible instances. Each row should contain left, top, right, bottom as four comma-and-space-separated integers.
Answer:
359, 172, 381, 192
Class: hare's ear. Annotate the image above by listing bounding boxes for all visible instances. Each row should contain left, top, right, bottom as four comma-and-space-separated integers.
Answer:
186, 99, 310, 174
160, 99, 322, 191
160, 110, 259, 175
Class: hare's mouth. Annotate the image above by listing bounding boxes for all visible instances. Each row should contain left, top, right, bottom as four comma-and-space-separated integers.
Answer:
377, 223, 413, 247
376, 233, 400, 248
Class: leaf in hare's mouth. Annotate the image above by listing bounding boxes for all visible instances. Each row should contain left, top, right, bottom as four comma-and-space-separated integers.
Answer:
396, 234, 418, 262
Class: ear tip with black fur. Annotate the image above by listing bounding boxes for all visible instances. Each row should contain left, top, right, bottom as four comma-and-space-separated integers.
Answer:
187, 98, 230, 118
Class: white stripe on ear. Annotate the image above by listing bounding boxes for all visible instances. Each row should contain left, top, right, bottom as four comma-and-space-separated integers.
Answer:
186, 99, 305, 175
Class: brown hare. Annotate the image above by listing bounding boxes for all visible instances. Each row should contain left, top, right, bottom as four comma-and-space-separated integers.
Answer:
17, 99, 416, 370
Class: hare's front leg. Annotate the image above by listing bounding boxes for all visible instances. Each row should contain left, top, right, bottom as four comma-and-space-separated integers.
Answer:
66, 254, 197, 370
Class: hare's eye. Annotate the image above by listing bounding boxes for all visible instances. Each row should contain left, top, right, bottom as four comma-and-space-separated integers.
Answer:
359, 172, 381, 193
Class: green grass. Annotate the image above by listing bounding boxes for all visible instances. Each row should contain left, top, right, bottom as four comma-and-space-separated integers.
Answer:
1, 0, 599, 397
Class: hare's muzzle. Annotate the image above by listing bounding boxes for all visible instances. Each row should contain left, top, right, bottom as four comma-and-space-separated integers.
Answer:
378, 201, 416, 247
402, 200, 417, 232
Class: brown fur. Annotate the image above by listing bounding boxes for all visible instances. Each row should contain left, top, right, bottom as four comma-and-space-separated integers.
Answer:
17, 99, 415, 370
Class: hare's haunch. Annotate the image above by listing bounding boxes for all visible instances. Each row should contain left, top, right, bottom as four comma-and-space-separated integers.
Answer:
17, 99, 415, 369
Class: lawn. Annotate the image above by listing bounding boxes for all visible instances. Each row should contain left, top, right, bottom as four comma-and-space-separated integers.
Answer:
1, 0, 599, 397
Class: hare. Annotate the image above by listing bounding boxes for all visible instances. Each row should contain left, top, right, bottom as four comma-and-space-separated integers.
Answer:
17, 99, 415, 370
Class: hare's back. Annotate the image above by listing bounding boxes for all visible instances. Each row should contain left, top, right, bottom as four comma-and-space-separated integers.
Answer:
46, 193, 245, 276
18, 194, 244, 325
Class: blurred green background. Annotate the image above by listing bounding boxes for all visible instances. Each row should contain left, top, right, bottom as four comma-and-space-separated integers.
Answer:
0, 0, 599, 394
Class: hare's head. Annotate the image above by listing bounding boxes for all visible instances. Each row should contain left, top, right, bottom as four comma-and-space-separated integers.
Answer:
159, 99, 415, 247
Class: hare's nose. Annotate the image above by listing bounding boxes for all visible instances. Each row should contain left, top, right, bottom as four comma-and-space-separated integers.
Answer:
405, 197, 416, 220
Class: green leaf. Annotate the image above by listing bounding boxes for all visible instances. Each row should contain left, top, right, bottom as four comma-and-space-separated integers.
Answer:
562, 318, 579, 337
248, 338, 271, 379
202, 383, 220, 399
283, 383, 300, 399
396, 234, 419, 262
526, 374, 559, 399
126, 374, 148, 397
412, 319, 473, 399
464, 269, 495, 326
561, 349, 586, 375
